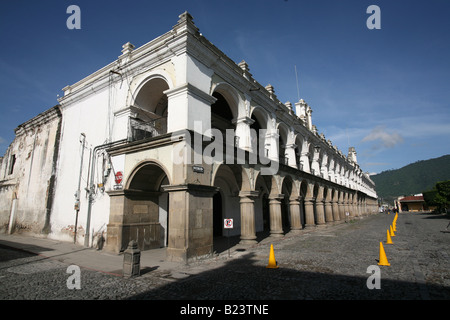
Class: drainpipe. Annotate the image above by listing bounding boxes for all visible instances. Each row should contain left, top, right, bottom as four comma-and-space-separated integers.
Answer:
8, 193, 18, 234
84, 139, 127, 247
74, 133, 86, 244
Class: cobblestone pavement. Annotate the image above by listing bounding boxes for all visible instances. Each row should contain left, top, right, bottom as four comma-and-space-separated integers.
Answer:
0, 212, 449, 302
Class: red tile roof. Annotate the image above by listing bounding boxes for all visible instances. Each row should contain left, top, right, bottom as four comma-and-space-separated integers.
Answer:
400, 195, 424, 202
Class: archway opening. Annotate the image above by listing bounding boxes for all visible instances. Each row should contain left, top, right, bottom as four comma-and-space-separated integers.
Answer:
213, 191, 223, 237
250, 108, 268, 160
278, 124, 289, 165
295, 135, 304, 170
212, 164, 241, 253
125, 163, 169, 251
300, 181, 308, 227
130, 78, 169, 141
313, 183, 320, 225
281, 178, 294, 232
211, 92, 236, 133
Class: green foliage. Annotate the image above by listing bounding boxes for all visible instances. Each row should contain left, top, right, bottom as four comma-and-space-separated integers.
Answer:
436, 181, 450, 202
371, 154, 450, 203
423, 180, 450, 213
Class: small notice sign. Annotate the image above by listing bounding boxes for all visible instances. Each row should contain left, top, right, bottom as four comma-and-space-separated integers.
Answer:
115, 171, 123, 184
224, 218, 233, 229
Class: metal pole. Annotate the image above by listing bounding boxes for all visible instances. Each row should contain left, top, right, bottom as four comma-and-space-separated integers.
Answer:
74, 133, 86, 244
84, 139, 127, 247
227, 228, 230, 258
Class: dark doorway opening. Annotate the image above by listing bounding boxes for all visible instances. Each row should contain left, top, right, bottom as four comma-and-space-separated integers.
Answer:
213, 191, 223, 237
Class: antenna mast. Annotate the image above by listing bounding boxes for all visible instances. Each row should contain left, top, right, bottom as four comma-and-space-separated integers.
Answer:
295, 65, 300, 100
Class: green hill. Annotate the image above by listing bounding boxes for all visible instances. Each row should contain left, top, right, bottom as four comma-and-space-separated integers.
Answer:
371, 154, 450, 203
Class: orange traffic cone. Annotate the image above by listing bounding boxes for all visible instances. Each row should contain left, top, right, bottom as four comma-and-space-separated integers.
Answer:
386, 229, 393, 244
266, 244, 279, 269
378, 242, 390, 266
390, 225, 396, 237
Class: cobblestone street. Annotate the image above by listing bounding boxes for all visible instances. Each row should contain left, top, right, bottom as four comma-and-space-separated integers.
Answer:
1, 212, 449, 303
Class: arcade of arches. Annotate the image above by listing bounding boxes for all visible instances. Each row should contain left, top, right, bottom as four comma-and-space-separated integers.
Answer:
105, 80, 378, 263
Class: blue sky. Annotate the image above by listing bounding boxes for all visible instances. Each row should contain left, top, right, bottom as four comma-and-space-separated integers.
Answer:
1, 0, 449, 174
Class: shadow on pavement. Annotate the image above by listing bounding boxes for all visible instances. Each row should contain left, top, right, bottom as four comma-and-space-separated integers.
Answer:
0, 241, 52, 263
125, 252, 450, 300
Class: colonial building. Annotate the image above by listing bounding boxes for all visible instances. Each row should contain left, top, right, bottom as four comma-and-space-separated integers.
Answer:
0, 12, 377, 262
397, 195, 426, 212
0, 106, 62, 235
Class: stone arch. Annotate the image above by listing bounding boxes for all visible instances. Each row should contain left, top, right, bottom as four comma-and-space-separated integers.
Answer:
294, 133, 305, 169
267, 174, 282, 195
279, 175, 298, 197
107, 160, 171, 253
249, 106, 270, 129
299, 179, 308, 227
211, 83, 239, 132
125, 160, 171, 191
310, 143, 319, 175
249, 106, 270, 156
210, 82, 240, 120
131, 74, 172, 116
254, 172, 270, 232
127, 74, 172, 138
212, 164, 241, 239
127, 70, 174, 106
280, 175, 299, 231
277, 122, 290, 165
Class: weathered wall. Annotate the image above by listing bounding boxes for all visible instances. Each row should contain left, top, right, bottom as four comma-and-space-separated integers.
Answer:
0, 106, 62, 235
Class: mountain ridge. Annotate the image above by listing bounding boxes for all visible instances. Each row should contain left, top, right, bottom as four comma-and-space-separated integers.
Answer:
370, 154, 450, 203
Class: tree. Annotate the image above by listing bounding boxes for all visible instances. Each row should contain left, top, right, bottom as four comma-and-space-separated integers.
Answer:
436, 181, 450, 202
423, 180, 450, 213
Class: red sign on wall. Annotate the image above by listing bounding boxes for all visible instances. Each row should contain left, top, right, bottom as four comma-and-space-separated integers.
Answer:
115, 171, 123, 184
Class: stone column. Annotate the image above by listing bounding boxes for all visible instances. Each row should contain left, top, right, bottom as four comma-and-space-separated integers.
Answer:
332, 190, 341, 222
269, 194, 284, 237
105, 190, 126, 254
239, 191, 259, 245
324, 189, 334, 223
289, 196, 302, 232
362, 198, 367, 215
353, 192, 361, 217
348, 193, 355, 218
304, 197, 316, 227
344, 193, 351, 218
315, 186, 326, 225
164, 184, 218, 263
339, 191, 346, 220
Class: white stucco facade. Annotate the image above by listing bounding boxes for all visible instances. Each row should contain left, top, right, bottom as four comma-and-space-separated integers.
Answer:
1, 12, 377, 261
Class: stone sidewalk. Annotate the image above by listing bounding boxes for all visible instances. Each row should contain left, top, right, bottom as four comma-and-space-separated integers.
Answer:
0, 211, 449, 300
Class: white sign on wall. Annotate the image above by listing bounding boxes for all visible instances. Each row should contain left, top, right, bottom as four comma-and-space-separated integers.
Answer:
224, 219, 233, 229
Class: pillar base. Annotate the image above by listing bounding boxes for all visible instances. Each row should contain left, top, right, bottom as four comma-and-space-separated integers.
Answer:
269, 232, 284, 238
239, 238, 258, 245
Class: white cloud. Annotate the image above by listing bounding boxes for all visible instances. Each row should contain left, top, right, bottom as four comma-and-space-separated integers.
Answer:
361, 125, 404, 149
